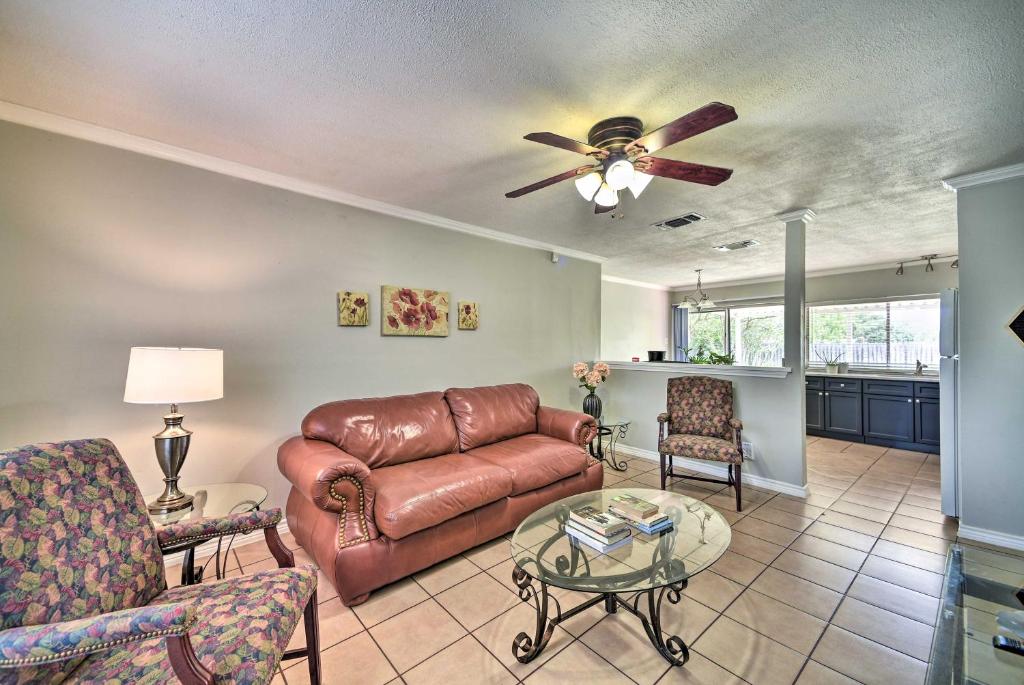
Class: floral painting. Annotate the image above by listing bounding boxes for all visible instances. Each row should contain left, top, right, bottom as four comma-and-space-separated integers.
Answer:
337, 291, 369, 326
458, 301, 479, 330
381, 286, 449, 337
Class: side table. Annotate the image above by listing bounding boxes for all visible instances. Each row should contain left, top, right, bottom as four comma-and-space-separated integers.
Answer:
588, 416, 630, 472
145, 482, 268, 586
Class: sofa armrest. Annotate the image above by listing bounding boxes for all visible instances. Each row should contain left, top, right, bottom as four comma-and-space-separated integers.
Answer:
278, 436, 377, 546
537, 406, 598, 447
0, 602, 195, 668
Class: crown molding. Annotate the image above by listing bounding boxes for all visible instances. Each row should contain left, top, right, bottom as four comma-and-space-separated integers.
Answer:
775, 208, 817, 224
600, 274, 669, 291
942, 162, 1024, 191
0, 101, 608, 264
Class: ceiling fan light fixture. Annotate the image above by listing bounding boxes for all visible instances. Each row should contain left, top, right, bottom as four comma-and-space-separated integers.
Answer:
594, 183, 618, 207
604, 159, 635, 191
628, 171, 654, 198
574, 172, 602, 201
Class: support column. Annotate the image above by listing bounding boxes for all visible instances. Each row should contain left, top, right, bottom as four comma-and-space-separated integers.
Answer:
777, 208, 815, 491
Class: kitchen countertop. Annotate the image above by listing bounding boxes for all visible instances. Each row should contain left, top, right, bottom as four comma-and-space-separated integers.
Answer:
806, 370, 940, 383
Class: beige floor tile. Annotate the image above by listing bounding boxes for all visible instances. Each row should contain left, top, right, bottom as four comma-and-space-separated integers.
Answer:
728, 530, 785, 564
681, 570, 744, 612
859, 556, 944, 597
854, 476, 909, 495
802, 493, 841, 508
771, 550, 855, 593
544, 585, 608, 636
846, 574, 940, 625
806, 483, 847, 499
831, 597, 934, 661
472, 603, 573, 680
630, 469, 666, 488
286, 597, 363, 653
817, 510, 886, 536
804, 521, 877, 552
901, 494, 941, 510
747, 505, 815, 532
812, 625, 927, 685
657, 593, 720, 645
414, 555, 482, 594
436, 572, 520, 631
871, 539, 946, 573
232, 539, 274, 567
464, 536, 513, 570
580, 612, 673, 685
369, 598, 467, 673
351, 577, 430, 627
724, 588, 826, 654
288, 632, 397, 685
693, 616, 806, 685
789, 534, 867, 571
715, 508, 746, 525
749, 567, 843, 620
733, 516, 801, 547
895, 503, 948, 523
403, 634, 516, 685
656, 650, 746, 684
764, 497, 827, 519
666, 482, 716, 500
710, 550, 767, 585
836, 492, 898, 513
879, 526, 950, 555
524, 641, 633, 685
809, 438, 851, 453
796, 660, 860, 684
314, 568, 339, 604
825, 500, 892, 524
888, 514, 958, 540
840, 442, 888, 457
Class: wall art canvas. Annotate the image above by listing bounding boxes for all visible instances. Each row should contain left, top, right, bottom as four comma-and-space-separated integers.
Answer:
381, 286, 449, 336
458, 301, 479, 330
337, 291, 369, 326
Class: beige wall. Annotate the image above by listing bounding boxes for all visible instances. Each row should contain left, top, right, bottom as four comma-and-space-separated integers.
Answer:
600, 280, 670, 361
0, 121, 601, 510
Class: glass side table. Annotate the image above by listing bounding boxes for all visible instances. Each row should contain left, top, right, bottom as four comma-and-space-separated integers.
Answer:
145, 482, 268, 586
588, 416, 630, 472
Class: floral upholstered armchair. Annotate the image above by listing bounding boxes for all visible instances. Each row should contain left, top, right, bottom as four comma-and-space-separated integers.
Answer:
0, 439, 321, 685
657, 376, 744, 511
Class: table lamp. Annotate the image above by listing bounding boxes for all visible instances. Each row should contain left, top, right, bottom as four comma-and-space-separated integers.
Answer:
124, 347, 223, 514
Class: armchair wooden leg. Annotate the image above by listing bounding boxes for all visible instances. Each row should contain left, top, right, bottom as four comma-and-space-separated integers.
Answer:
304, 590, 322, 685
734, 463, 742, 512
659, 452, 666, 490
167, 634, 214, 685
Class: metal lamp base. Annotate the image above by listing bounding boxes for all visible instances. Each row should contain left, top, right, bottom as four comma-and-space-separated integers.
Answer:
146, 404, 195, 515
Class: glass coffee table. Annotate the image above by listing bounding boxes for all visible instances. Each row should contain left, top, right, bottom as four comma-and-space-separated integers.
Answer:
510, 487, 730, 667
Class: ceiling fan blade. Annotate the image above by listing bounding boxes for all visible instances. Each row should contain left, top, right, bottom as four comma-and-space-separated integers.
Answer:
524, 132, 606, 157
595, 203, 617, 214
505, 165, 593, 198
626, 102, 737, 154
635, 157, 733, 186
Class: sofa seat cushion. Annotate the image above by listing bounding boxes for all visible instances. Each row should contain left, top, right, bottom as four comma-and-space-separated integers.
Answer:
659, 433, 742, 464
467, 433, 589, 496
370, 453, 514, 540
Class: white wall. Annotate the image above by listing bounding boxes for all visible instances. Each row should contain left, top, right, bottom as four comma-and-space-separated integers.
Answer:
955, 174, 1024, 544
0, 121, 601, 510
600, 280, 670, 361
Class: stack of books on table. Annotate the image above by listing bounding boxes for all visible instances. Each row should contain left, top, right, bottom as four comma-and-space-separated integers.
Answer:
565, 506, 632, 553
609, 494, 673, 535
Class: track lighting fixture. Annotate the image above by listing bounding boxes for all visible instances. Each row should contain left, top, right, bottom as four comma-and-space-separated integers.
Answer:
896, 263, 904, 276
951, 259, 959, 269
924, 254, 936, 272
895, 254, 956, 274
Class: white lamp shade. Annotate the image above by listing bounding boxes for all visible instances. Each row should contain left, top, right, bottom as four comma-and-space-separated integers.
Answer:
628, 171, 654, 198
594, 183, 619, 207
604, 159, 635, 191
574, 172, 602, 201
124, 347, 223, 404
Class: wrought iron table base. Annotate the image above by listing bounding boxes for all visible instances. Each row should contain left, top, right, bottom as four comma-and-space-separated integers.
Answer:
589, 424, 629, 472
511, 566, 689, 666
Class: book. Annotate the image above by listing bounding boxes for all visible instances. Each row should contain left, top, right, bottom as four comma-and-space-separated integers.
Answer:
609, 494, 659, 519
608, 505, 669, 527
566, 525, 633, 553
633, 519, 674, 536
568, 506, 628, 536
565, 521, 631, 545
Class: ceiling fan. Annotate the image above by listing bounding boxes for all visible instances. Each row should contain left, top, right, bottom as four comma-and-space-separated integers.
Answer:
505, 102, 737, 214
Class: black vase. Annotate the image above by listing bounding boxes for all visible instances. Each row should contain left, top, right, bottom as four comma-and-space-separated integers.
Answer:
582, 390, 602, 420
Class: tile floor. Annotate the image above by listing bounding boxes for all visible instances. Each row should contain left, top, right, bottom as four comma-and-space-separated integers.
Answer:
175, 438, 975, 684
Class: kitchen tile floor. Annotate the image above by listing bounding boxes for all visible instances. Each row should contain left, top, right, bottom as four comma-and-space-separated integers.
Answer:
171, 438, 1003, 684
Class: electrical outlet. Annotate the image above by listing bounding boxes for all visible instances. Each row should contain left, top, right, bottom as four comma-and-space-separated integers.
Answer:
742, 441, 754, 460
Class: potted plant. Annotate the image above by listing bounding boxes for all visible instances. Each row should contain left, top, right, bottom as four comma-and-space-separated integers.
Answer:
816, 350, 843, 375
573, 361, 609, 418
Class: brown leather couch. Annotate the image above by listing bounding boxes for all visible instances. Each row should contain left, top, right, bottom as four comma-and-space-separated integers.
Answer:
278, 383, 602, 606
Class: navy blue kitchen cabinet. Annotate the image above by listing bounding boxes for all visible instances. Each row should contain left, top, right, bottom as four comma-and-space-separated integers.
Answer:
806, 375, 938, 453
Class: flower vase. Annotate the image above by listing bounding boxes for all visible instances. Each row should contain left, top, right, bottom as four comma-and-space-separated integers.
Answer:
582, 390, 602, 420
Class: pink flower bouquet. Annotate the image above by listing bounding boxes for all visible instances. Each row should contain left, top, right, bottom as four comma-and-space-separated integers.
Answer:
572, 361, 610, 392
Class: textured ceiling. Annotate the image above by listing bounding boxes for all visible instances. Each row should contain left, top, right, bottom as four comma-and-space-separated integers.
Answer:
1, 0, 1022, 286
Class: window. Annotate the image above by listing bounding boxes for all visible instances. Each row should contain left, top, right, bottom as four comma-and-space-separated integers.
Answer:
808, 298, 940, 369
687, 310, 726, 356
673, 304, 785, 366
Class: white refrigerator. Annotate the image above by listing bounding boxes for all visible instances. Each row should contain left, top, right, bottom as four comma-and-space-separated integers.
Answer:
939, 288, 959, 517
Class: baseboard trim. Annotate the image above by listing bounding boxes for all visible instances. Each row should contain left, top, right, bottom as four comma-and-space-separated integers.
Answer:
161, 520, 291, 573
614, 443, 808, 498
957, 524, 1024, 552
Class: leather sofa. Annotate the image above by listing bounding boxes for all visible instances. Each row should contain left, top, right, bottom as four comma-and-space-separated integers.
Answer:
278, 383, 602, 606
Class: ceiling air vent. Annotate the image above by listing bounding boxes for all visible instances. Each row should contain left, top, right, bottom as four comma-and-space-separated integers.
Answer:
713, 239, 760, 252
652, 213, 705, 230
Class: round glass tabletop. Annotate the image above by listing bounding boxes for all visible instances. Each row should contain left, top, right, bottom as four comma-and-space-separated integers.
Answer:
144, 482, 268, 527
511, 488, 730, 593
597, 416, 630, 427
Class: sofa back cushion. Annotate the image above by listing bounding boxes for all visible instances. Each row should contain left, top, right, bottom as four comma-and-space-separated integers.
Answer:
302, 391, 460, 468
444, 383, 539, 451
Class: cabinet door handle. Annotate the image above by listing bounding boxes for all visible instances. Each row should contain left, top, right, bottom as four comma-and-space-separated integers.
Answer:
825, 392, 830, 396
907, 399, 913, 403
839, 383, 845, 387
818, 392, 823, 396
915, 399, 920, 403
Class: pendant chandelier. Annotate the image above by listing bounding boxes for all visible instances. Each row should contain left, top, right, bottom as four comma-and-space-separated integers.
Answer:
678, 269, 715, 311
